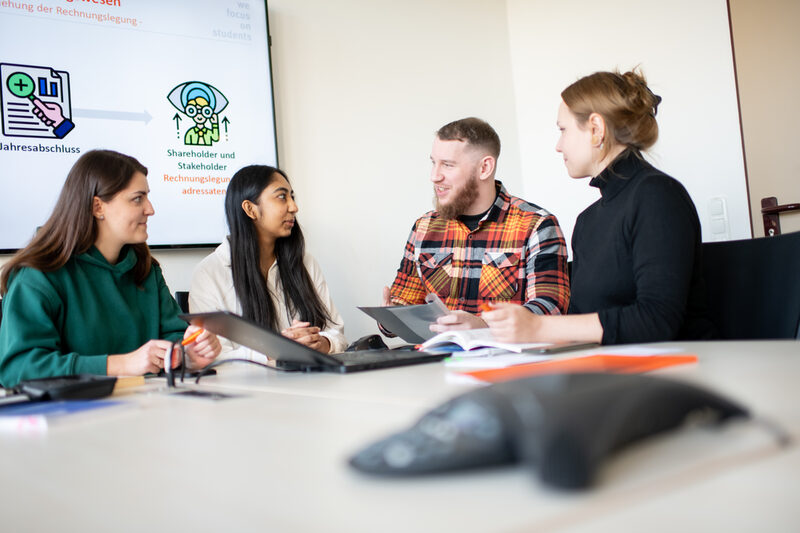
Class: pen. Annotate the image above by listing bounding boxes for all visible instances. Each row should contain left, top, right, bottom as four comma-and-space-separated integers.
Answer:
479, 302, 521, 315
182, 328, 204, 346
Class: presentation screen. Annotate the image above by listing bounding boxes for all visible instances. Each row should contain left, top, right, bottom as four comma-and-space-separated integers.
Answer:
0, 0, 277, 252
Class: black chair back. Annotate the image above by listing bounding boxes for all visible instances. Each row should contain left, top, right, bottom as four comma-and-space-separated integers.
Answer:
174, 291, 189, 314
702, 231, 800, 339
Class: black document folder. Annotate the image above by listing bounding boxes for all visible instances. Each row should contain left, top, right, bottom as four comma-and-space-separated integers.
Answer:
358, 293, 450, 344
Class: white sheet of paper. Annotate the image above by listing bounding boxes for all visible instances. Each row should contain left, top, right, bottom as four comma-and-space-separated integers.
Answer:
583, 346, 685, 356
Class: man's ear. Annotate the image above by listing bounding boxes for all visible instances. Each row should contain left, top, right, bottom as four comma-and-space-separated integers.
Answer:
588, 112, 606, 146
477, 155, 496, 182
241, 199, 258, 220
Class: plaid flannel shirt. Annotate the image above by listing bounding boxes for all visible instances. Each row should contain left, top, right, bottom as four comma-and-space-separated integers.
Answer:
390, 181, 570, 315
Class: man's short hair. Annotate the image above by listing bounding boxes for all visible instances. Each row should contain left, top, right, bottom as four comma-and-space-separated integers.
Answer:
436, 117, 501, 159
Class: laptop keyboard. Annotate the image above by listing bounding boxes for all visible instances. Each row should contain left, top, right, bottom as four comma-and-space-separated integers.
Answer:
332, 350, 439, 365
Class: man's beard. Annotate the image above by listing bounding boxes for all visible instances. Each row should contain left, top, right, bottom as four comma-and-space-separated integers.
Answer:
435, 171, 480, 220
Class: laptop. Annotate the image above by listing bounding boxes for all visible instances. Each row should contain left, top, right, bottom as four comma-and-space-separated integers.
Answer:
179, 311, 448, 373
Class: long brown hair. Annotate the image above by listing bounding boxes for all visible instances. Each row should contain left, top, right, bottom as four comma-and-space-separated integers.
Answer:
1, 149, 155, 294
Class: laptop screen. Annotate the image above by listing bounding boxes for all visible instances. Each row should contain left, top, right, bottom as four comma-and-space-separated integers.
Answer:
180, 311, 339, 368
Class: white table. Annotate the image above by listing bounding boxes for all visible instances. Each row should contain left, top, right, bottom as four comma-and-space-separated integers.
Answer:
1, 340, 798, 532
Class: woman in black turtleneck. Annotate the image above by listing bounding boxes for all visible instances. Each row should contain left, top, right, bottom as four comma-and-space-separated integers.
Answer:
483, 69, 713, 345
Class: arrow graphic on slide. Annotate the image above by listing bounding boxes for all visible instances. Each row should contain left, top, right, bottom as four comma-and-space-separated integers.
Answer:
221, 116, 230, 141
72, 108, 153, 124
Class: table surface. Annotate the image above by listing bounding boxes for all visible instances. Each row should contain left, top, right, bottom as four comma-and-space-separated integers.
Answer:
1, 340, 798, 532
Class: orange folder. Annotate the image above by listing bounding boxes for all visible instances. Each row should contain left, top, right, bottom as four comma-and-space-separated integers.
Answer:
461, 354, 698, 384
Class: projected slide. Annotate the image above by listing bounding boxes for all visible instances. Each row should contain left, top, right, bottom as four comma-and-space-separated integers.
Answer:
0, 0, 277, 250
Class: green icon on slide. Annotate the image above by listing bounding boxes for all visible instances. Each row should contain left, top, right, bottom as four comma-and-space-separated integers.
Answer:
7, 71, 35, 99
167, 81, 229, 146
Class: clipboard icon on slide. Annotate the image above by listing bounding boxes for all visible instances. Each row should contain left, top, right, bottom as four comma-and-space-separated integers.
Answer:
1, 62, 74, 139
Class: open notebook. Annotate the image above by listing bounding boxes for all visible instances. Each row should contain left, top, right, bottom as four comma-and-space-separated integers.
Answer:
421, 328, 598, 354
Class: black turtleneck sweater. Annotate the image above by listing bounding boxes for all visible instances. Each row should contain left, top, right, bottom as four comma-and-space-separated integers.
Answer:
569, 150, 714, 344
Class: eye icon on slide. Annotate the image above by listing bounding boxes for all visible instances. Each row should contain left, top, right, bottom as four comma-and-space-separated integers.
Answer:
1, 62, 75, 139
167, 81, 229, 146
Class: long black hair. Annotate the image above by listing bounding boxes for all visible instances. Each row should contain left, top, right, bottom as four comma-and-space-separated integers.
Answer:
225, 165, 331, 331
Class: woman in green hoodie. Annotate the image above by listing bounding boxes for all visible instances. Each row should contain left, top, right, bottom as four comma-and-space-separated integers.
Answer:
0, 150, 221, 387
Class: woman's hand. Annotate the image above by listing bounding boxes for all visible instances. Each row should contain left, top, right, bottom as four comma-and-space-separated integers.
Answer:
484, 306, 604, 345
107, 339, 178, 376
429, 310, 487, 333
481, 303, 541, 343
282, 320, 331, 353
183, 326, 221, 369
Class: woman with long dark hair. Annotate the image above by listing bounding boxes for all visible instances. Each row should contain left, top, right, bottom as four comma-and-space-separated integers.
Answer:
189, 165, 345, 360
0, 149, 221, 387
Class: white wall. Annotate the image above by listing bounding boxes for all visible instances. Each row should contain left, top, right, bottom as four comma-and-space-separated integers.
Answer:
506, 0, 750, 249
2, 0, 753, 344
264, 0, 522, 340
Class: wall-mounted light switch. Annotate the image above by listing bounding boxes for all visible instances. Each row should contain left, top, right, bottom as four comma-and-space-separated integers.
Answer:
708, 197, 730, 241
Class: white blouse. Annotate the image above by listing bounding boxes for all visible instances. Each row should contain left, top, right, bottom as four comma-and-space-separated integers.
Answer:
189, 239, 347, 362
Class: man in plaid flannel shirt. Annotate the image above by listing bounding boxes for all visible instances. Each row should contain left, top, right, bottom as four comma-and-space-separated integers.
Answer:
381, 117, 570, 335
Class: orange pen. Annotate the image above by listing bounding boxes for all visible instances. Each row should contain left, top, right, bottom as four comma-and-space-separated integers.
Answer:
181, 328, 204, 346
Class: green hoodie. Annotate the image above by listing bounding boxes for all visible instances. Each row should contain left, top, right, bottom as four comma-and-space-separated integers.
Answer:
0, 246, 187, 387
